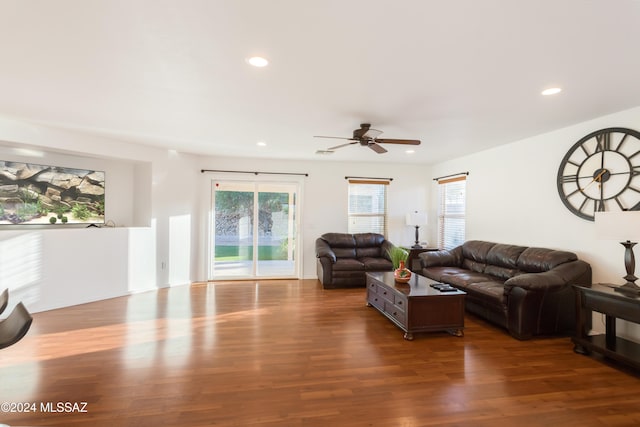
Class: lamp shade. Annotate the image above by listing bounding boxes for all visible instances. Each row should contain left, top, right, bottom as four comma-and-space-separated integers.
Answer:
406, 211, 428, 226
595, 211, 640, 241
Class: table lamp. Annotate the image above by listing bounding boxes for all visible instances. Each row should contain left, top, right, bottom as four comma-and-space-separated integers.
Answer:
406, 210, 428, 249
595, 211, 640, 294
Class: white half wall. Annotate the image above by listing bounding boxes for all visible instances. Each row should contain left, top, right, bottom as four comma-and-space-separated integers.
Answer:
0, 227, 156, 313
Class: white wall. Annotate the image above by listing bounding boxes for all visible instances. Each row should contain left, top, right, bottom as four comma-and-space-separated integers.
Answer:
149, 150, 201, 286
429, 106, 640, 338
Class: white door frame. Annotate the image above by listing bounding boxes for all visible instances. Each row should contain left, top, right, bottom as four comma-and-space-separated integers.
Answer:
207, 174, 303, 280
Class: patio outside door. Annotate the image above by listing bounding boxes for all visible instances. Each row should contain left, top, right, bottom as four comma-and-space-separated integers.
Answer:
209, 180, 299, 280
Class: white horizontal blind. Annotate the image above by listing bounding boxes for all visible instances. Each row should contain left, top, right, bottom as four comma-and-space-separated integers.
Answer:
437, 176, 466, 250
348, 180, 388, 236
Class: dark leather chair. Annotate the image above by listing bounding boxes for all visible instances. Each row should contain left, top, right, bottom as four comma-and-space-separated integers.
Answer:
0, 302, 33, 350
0, 289, 7, 315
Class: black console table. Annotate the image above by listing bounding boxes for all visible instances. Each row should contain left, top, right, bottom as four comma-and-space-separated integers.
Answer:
572, 283, 640, 371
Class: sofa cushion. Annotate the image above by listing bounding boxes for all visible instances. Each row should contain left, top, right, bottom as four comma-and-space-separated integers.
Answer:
486, 244, 527, 269
517, 247, 578, 273
462, 258, 486, 273
334, 248, 357, 258
441, 271, 497, 290
484, 265, 521, 281
332, 258, 365, 271
462, 240, 496, 263
356, 246, 382, 258
419, 247, 462, 267
354, 233, 386, 247
465, 281, 506, 305
422, 266, 468, 282
360, 257, 393, 271
321, 233, 356, 248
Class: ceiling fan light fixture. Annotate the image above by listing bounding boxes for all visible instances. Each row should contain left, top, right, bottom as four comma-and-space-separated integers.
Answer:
247, 56, 269, 67
541, 87, 562, 96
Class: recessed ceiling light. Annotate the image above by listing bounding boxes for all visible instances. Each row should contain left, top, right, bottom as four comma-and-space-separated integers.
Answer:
247, 56, 269, 67
257, 141, 267, 147
541, 87, 562, 96
405, 149, 415, 154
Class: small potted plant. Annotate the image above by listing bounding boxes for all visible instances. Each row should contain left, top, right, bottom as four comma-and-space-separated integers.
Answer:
387, 246, 411, 283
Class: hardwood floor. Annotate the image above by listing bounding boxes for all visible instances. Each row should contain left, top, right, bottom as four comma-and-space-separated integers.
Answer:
1, 279, 639, 427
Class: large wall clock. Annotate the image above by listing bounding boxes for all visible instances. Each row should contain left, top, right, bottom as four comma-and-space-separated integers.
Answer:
557, 127, 640, 221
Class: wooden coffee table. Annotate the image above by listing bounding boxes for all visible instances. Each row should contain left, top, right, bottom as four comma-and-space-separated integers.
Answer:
366, 271, 466, 340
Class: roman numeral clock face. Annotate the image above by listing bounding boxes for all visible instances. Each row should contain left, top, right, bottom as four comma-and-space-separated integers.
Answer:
557, 127, 640, 221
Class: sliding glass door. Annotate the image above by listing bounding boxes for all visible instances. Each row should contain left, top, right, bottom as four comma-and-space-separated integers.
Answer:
210, 180, 299, 280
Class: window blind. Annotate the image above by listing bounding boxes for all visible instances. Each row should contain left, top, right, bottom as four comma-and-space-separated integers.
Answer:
348, 180, 388, 235
437, 176, 466, 250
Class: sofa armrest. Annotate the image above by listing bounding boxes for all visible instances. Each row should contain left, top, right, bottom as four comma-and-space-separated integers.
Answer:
419, 246, 462, 268
381, 240, 394, 261
505, 260, 590, 340
315, 238, 336, 263
504, 272, 565, 294
504, 260, 592, 293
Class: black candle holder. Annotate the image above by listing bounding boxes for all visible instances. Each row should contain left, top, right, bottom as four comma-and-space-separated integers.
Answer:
616, 240, 640, 294
412, 225, 422, 249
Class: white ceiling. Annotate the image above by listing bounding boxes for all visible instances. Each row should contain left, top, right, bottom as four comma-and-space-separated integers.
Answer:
1, 0, 639, 164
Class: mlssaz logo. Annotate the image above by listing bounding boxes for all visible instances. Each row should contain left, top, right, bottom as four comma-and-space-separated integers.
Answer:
40, 401, 88, 413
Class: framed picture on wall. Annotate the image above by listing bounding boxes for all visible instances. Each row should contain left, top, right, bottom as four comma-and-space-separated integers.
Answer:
0, 160, 105, 225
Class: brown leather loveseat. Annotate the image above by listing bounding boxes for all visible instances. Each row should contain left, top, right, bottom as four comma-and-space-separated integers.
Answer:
316, 233, 394, 289
419, 240, 592, 340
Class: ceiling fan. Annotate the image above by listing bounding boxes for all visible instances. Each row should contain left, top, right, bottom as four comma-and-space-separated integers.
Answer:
314, 123, 421, 154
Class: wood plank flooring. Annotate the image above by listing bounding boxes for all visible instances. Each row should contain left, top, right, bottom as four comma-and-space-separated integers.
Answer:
1, 279, 639, 426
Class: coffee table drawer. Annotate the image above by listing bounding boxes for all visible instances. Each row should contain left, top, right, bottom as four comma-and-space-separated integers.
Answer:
384, 301, 407, 325
394, 294, 407, 311
367, 290, 384, 311
378, 286, 395, 304
368, 281, 378, 294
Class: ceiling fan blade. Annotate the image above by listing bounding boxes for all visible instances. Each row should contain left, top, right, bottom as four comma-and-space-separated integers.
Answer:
368, 143, 387, 154
314, 135, 354, 140
328, 141, 358, 150
376, 138, 421, 145
362, 128, 383, 139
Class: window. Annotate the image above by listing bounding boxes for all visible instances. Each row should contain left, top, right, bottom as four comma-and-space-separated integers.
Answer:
437, 176, 466, 250
348, 180, 388, 235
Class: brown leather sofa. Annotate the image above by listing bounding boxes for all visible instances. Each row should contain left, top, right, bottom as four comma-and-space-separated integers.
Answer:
419, 240, 592, 340
316, 233, 394, 289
